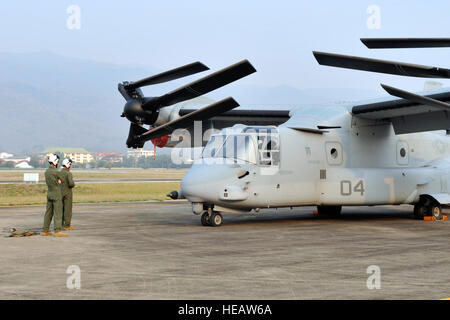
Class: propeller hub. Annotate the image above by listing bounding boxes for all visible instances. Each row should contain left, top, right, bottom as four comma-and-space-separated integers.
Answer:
123, 99, 144, 122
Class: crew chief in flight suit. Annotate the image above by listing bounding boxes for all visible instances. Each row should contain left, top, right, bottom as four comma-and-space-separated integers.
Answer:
41, 154, 68, 237
60, 158, 75, 230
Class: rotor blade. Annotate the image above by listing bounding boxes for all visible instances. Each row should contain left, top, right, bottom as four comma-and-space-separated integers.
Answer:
124, 61, 209, 90
313, 51, 450, 78
143, 60, 256, 110
137, 97, 239, 141
361, 38, 450, 49
118, 84, 132, 101
126, 123, 149, 148
381, 84, 450, 110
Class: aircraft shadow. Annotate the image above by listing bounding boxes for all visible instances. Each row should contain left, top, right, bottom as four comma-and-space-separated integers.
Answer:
220, 209, 416, 227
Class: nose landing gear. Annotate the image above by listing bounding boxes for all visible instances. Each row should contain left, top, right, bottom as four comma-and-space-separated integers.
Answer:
201, 212, 210, 226
200, 211, 223, 227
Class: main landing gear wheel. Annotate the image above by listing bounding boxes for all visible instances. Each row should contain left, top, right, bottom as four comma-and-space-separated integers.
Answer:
413, 201, 442, 220
431, 205, 442, 220
209, 212, 223, 227
201, 212, 210, 226
317, 205, 342, 216
413, 204, 426, 220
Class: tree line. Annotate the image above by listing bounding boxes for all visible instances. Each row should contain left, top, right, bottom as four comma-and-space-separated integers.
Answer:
25, 154, 191, 169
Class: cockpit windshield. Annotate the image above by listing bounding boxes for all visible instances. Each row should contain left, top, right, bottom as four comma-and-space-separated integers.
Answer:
202, 134, 257, 164
202, 127, 280, 166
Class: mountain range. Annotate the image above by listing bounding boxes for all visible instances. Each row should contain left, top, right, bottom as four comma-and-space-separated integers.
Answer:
0, 52, 379, 155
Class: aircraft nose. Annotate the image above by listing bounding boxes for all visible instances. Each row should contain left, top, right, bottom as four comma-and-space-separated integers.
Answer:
181, 162, 236, 203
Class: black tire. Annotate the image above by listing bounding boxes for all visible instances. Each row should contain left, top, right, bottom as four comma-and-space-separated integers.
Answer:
209, 212, 223, 227
201, 212, 210, 226
431, 205, 442, 220
317, 205, 342, 216
413, 204, 425, 220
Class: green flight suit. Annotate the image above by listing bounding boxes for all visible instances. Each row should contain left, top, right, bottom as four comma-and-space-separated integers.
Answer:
60, 168, 75, 227
43, 167, 63, 232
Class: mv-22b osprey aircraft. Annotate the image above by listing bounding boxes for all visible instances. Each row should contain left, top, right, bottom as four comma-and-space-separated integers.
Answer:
119, 38, 450, 226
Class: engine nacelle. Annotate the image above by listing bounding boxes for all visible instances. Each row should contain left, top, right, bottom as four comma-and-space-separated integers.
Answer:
154, 105, 182, 127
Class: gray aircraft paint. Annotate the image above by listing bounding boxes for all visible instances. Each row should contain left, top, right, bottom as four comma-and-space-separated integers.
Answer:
180, 103, 450, 213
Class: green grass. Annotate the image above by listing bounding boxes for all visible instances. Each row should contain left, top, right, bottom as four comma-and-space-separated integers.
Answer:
0, 168, 187, 182
0, 182, 181, 206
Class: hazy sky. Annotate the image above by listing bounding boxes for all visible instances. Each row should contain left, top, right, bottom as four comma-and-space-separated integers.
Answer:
1, 1, 450, 94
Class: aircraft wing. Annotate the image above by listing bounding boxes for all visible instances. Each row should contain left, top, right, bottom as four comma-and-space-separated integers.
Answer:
352, 87, 450, 134
314, 38, 450, 135
179, 108, 291, 128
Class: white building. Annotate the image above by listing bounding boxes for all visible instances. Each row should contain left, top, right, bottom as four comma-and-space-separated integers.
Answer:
127, 149, 155, 158
43, 148, 93, 164
15, 162, 33, 169
2, 156, 31, 164
0, 152, 13, 159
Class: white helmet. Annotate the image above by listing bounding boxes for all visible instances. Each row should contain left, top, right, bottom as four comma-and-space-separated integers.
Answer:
48, 153, 60, 166
62, 158, 73, 168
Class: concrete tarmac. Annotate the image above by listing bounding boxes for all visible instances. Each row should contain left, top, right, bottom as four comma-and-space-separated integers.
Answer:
0, 202, 448, 300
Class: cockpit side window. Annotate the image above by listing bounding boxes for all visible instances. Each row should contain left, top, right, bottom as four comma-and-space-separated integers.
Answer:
202, 127, 279, 166
242, 127, 280, 167
258, 134, 280, 166
202, 134, 257, 164
226, 135, 257, 164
